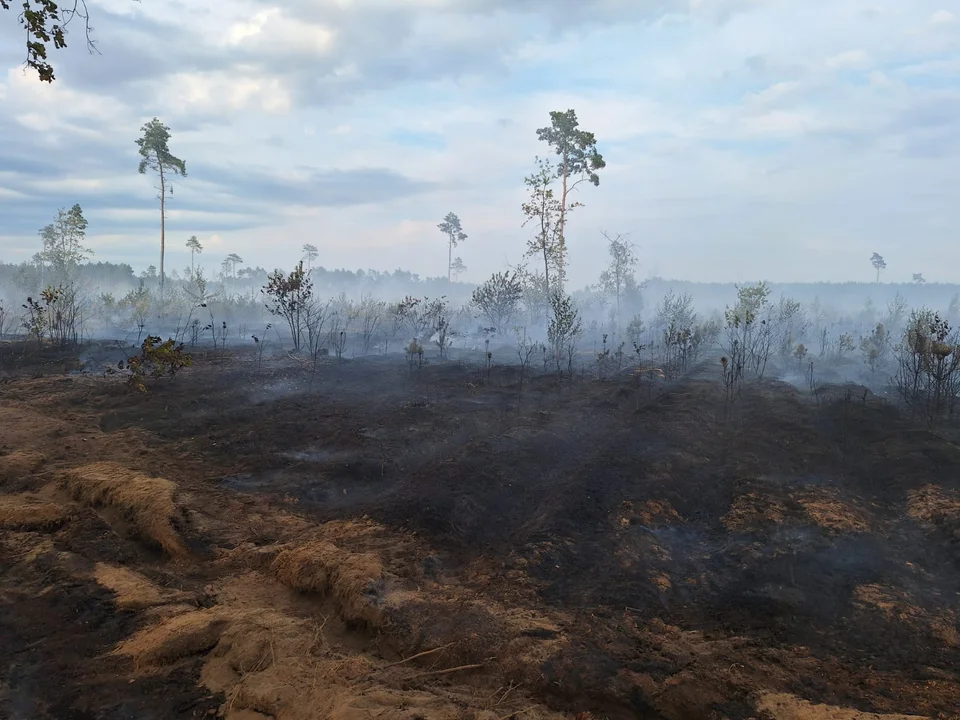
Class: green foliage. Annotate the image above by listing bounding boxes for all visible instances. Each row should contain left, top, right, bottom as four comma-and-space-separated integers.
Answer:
885, 291, 907, 329
859, 323, 889, 373
722, 282, 774, 379
2, 0, 97, 82
547, 292, 583, 375
870, 252, 887, 282
186, 235, 203, 272
656, 290, 698, 331
450, 256, 467, 281
136, 117, 186, 289
536, 109, 606, 188
136, 118, 187, 178
471, 271, 524, 334
121, 281, 152, 338
36, 204, 92, 284
40, 284, 82, 347
793, 343, 808, 369
725, 282, 771, 327
835, 332, 855, 360
17, 285, 81, 347
124, 336, 193, 393
263, 262, 312, 351
895, 309, 960, 425
20, 295, 46, 345
301, 243, 319, 270
405, 338, 424, 369
598, 231, 638, 328
521, 157, 564, 295
438, 212, 467, 282
626, 314, 646, 348
534, 109, 605, 290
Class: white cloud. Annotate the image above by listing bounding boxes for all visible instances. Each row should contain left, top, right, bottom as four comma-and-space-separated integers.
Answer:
222, 8, 336, 55
929, 10, 954, 25
0, 0, 959, 284
157, 69, 293, 116
825, 49, 869, 69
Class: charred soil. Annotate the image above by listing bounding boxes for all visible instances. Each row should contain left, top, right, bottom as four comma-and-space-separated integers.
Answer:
0, 343, 958, 720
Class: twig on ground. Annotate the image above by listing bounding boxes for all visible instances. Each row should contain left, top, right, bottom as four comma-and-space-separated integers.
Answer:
382, 642, 456, 669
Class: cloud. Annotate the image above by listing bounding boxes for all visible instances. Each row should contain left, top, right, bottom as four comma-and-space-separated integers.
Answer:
1, 0, 959, 284
825, 50, 870, 69
930, 10, 955, 26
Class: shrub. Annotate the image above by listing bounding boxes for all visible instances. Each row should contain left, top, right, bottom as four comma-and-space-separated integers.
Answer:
124, 336, 193, 393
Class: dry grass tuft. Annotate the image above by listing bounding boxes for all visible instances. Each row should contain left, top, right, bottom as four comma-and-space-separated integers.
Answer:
93, 563, 195, 609
59, 462, 188, 557
722, 492, 788, 532
794, 491, 869, 533
907, 485, 960, 538
271, 540, 385, 627
853, 583, 959, 648
0, 450, 46, 488
0, 494, 68, 530
114, 609, 230, 667
756, 692, 929, 719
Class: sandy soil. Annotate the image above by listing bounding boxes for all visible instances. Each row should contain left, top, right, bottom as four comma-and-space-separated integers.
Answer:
0, 342, 958, 720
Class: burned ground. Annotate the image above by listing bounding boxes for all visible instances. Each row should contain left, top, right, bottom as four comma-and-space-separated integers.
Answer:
0, 343, 958, 719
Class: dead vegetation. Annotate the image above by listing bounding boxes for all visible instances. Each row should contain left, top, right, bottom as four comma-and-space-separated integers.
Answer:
0, 449, 46, 488
271, 539, 386, 627
0, 493, 68, 529
1, 345, 960, 720
756, 693, 929, 720
115, 608, 231, 667
58, 461, 189, 557
907, 484, 960, 538
93, 562, 196, 610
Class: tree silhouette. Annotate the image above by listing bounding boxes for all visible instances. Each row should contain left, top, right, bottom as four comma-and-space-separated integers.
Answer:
302, 243, 319, 272
870, 253, 887, 283
186, 235, 203, 273
136, 117, 187, 301
438, 213, 467, 282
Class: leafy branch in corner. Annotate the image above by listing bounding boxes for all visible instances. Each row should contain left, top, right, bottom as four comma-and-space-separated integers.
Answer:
3, 0, 118, 82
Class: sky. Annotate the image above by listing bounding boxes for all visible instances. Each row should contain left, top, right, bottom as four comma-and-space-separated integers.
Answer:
0, 0, 958, 286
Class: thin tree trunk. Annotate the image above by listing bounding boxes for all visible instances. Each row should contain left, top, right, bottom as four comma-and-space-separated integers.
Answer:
448, 238, 452, 282
541, 242, 551, 299
159, 165, 166, 306
558, 157, 568, 292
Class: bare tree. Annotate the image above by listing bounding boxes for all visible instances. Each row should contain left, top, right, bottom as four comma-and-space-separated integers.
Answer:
515, 327, 538, 401
0, 300, 12, 338
358, 295, 386, 355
